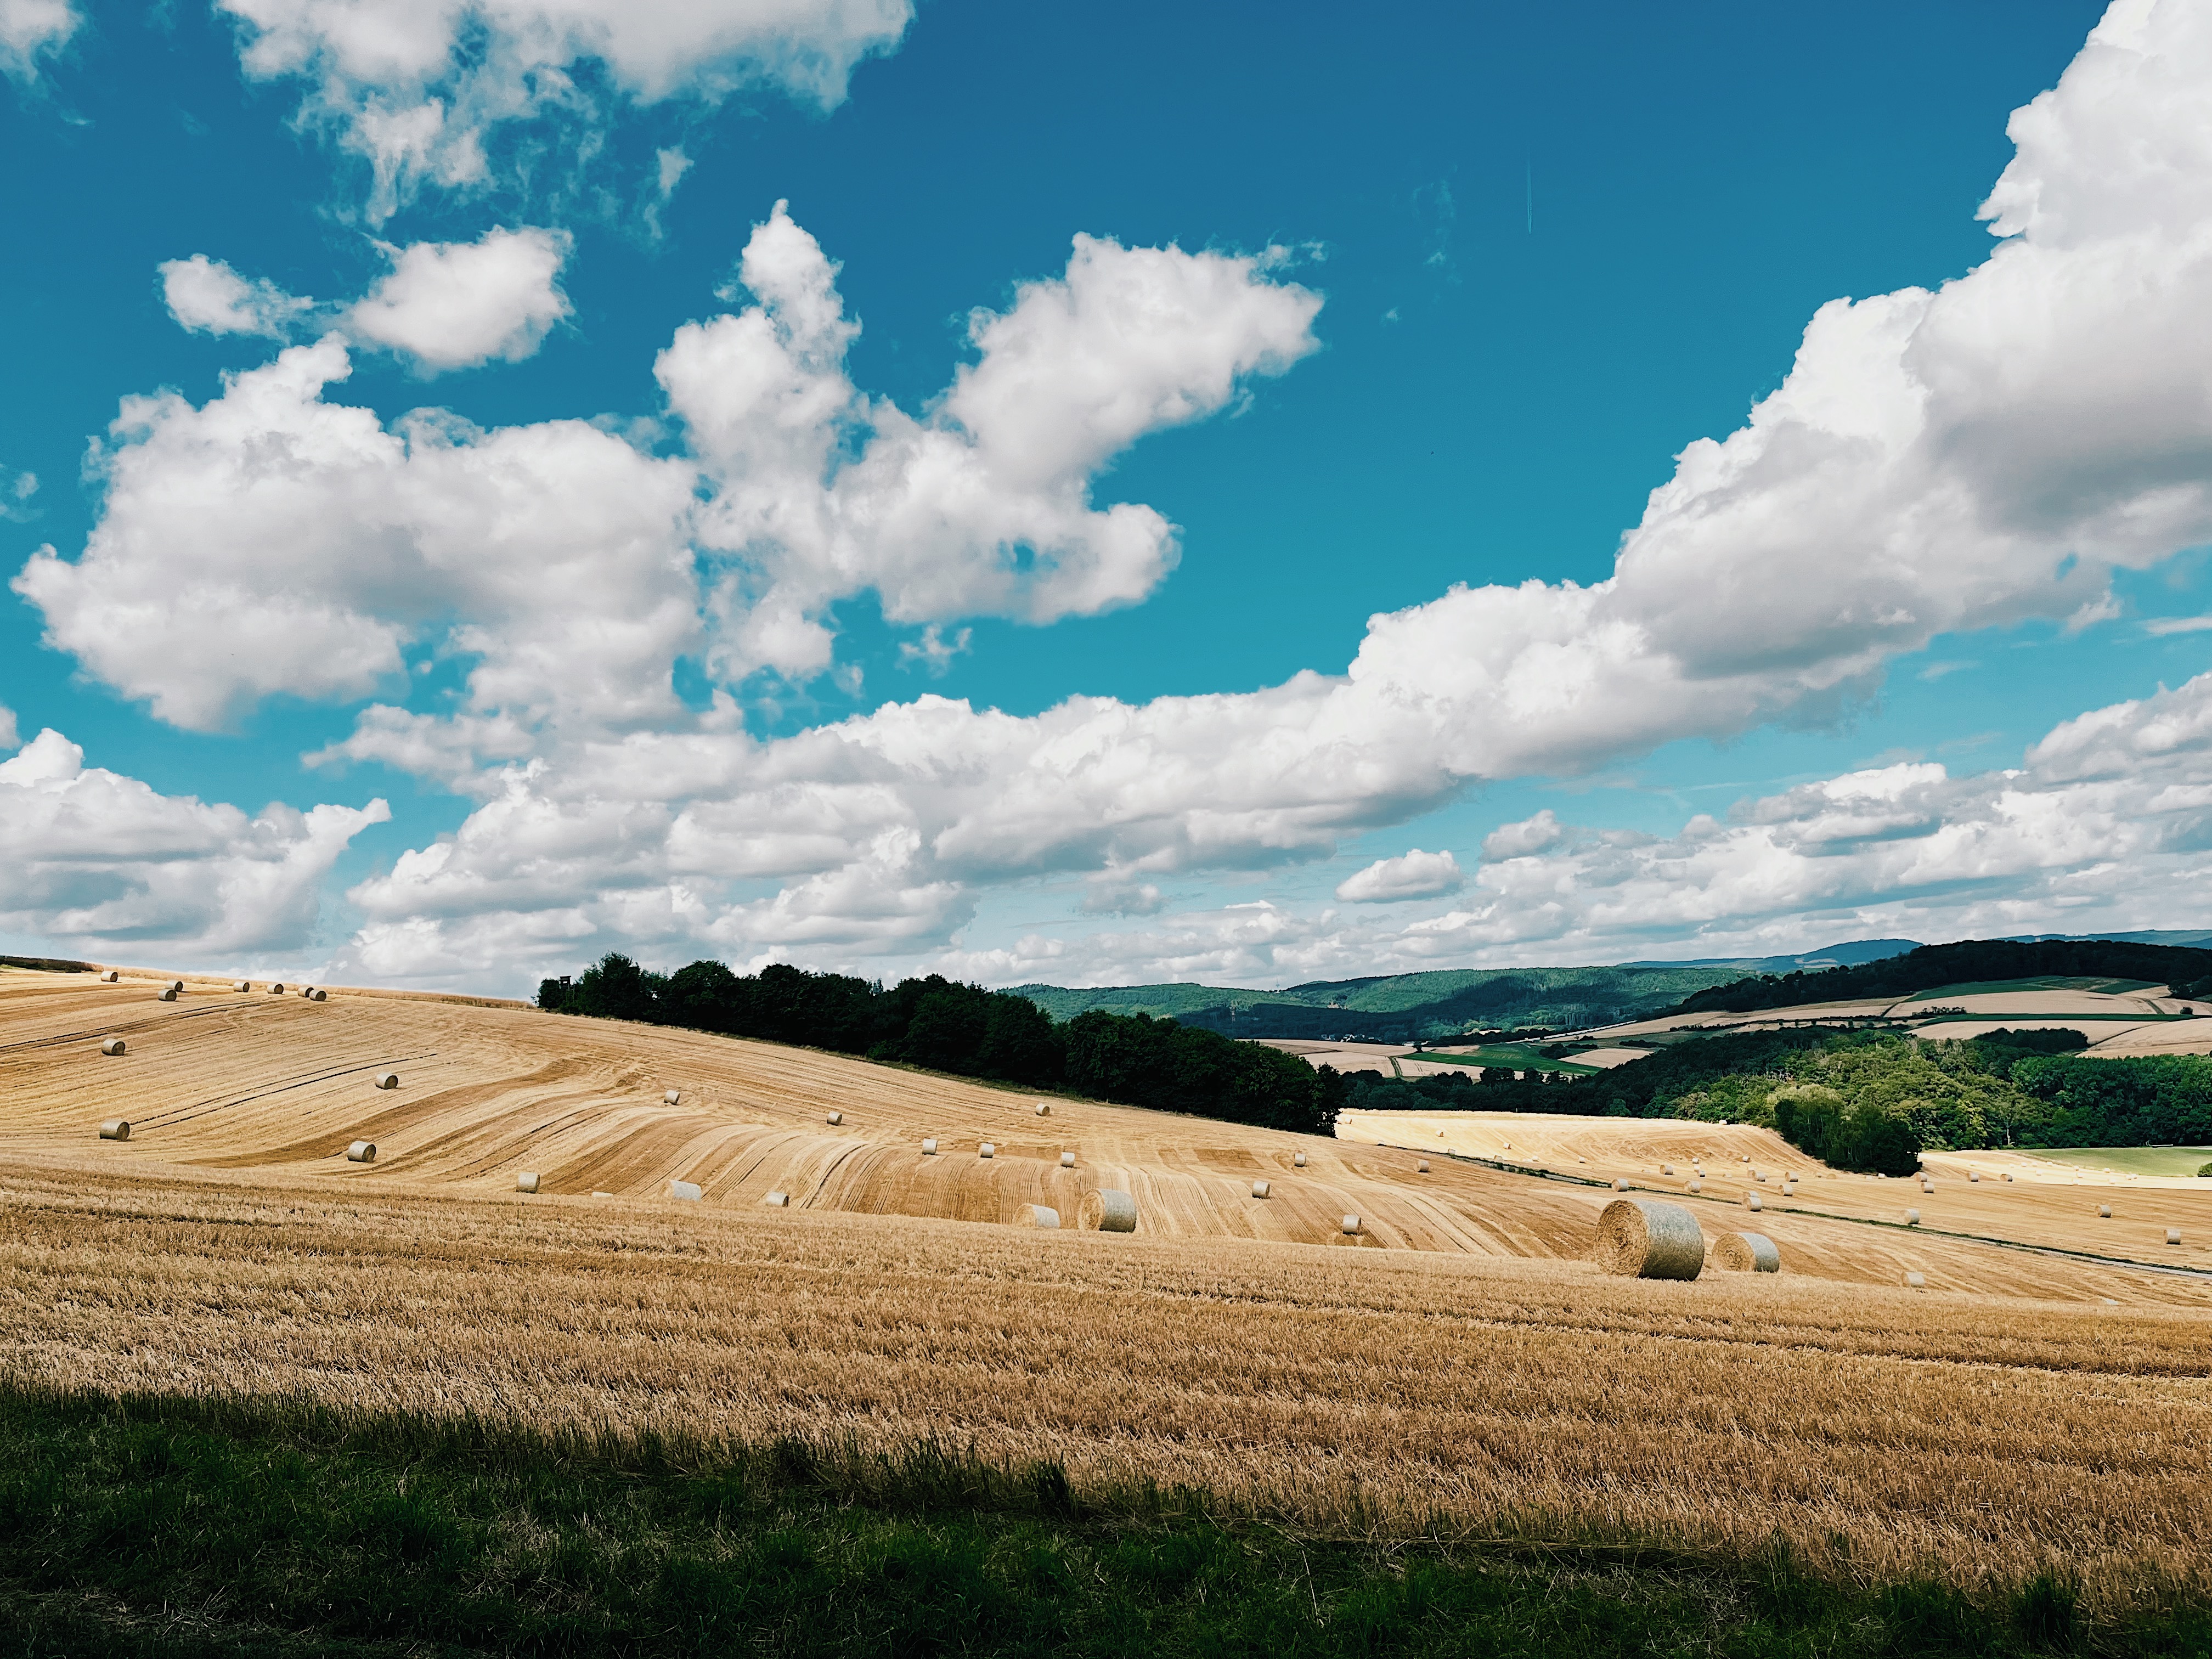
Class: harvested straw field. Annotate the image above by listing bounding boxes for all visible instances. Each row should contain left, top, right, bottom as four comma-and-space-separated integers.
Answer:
9, 964, 2212, 1606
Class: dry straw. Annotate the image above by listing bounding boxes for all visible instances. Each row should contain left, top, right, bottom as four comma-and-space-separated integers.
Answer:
1252, 1180, 1272, 1199
1593, 1198, 1705, 1281
1712, 1230, 1781, 1273
345, 1141, 376, 1163
515, 1172, 540, 1194
97, 1119, 130, 1141
1060, 1151, 1076, 1167
668, 1180, 703, 1201
1079, 1188, 1137, 1233
1023, 1204, 1060, 1228
100, 1037, 125, 1057
765, 1192, 789, 1208
826, 1111, 843, 1126
374, 1072, 399, 1090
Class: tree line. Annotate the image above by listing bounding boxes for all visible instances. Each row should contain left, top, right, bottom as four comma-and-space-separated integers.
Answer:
1665, 938, 2212, 1016
539, 956, 1342, 1136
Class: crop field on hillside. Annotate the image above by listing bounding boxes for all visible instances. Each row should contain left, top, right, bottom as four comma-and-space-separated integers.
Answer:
13, 965, 2212, 1619
5, 1157, 2212, 1609
2021, 1146, 2212, 1178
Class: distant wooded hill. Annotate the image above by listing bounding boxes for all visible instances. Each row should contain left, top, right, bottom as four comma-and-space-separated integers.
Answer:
1011, 940, 1920, 1041
1666, 937, 2212, 1017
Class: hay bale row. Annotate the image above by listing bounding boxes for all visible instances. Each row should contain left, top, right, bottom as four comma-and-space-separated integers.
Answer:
1711, 1230, 1779, 1273
346, 1141, 376, 1163
100, 1037, 125, 1057
98, 1119, 130, 1141
1595, 1198, 1704, 1281
1079, 1188, 1137, 1233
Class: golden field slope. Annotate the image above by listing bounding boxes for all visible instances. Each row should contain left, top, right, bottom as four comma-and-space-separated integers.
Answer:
7, 1158, 2212, 1602
7, 965, 2210, 1298
12, 966, 2212, 1599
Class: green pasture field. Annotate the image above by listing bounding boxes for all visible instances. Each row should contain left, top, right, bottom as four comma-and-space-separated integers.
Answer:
2017, 1146, 2212, 1178
1417, 1044, 1604, 1076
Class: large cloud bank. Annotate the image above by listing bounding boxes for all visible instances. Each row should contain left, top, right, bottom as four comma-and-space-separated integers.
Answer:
21, 0, 2212, 987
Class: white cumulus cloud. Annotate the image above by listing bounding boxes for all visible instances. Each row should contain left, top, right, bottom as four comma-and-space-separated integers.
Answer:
0, 727, 390, 958
1481, 810, 1566, 861
0, 0, 76, 83
1335, 848, 1463, 903
346, 226, 571, 372
160, 255, 317, 339
214, 0, 913, 220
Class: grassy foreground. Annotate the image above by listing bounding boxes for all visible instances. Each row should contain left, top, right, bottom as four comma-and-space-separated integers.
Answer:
0, 1383, 2199, 1657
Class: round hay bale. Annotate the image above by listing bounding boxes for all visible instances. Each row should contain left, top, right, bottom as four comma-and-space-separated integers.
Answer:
1251, 1179, 1271, 1199
765, 1192, 789, 1207
2100, 1204, 2112, 1218
98, 970, 119, 983
1060, 1150, 1076, 1167
1024, 1204, 1060, 1228
1417, 1159, 1430, 1172
592, 1190, 613, 1198
1753, 1170, 1766, 1182
166, 980, 183, 993
1294, 1153, 1307, 1167
826, 1110, 843, 1126
298, 986, 313, 998
269, 982, 285, 994
979, 1142, 996, 1159
664, 1090, 681, 1105
1904, 1271, 1927, 1289
346, 1141, 376, 1163
1341, 1214, 1362, 1235
1712, 1231, 1780, 1273
2003, 1171, 2015, 1182
1079, 1188, 1137, 1233
1661, 1164, 1674, 1175
234, 980, 251, 992
98, 1119, 130, 1141
374, 1072, 398, 1090
1034, 1102, 1051, 1116
921, 1138, 938, 1155
1745, 1193, 1762, 1211
1593, 1198, 1704, 1280
2168, 1228, 2182, 1245
668, 1180, 703, 1201
1687, 1178, 1703, 1194
100, 1037, 125, 1057
1905, 1209, 1920, 1226
1612, 1177, 1628, 1191
310, 988, 327, 1002
1969, 1170, 1980, 1182
155, 988, 176, 1002
516, 1171, 540, 1193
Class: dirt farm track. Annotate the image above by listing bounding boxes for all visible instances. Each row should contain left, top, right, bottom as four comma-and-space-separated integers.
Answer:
9, 963, 2212, 1599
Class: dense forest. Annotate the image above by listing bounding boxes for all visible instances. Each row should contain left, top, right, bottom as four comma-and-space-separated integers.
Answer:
538, 956, 1342, 1135
1668, 938, 2212, 1015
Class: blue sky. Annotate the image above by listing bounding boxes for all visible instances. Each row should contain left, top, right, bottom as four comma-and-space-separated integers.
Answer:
8, 0, 2212, 993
